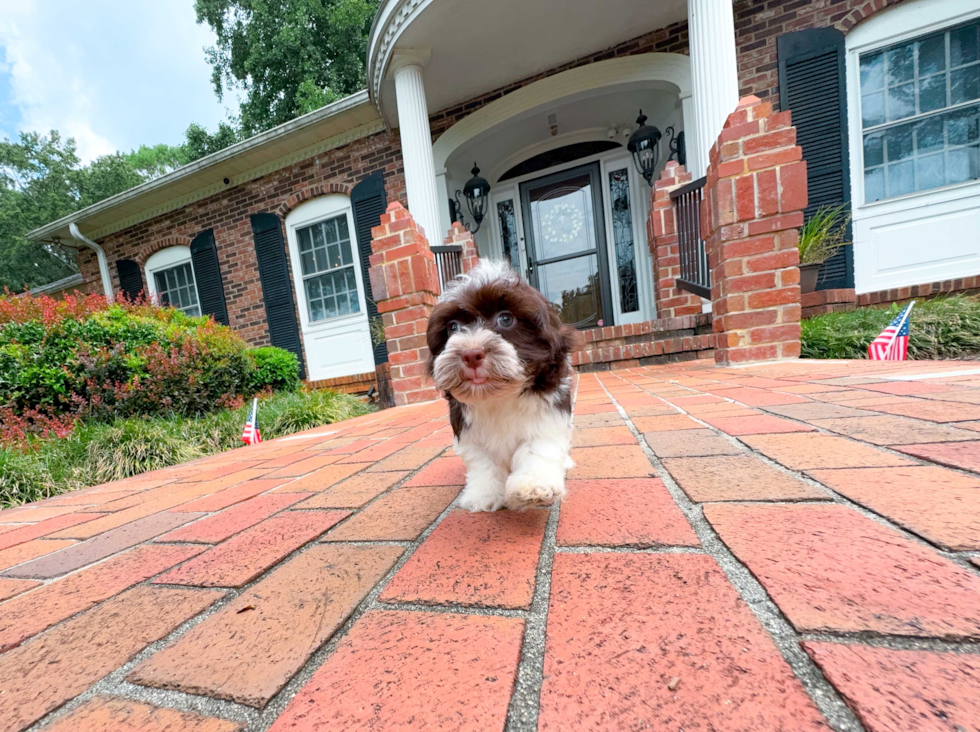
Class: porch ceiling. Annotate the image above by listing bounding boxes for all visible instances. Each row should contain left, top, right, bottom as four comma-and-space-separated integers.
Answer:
368, 0, 688, 126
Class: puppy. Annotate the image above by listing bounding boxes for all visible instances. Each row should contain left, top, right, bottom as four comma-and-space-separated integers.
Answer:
426, 260, 577, 512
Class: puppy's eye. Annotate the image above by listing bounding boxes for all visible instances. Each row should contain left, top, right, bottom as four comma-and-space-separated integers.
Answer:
495, 312, 515, 329
447, 321, 461, 335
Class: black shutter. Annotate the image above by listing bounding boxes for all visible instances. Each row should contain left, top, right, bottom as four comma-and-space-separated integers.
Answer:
116, 259, 143, 300
189, 229, 230, 325
250, 213, 307, 379
778, 27, 854, 289
351, 171, 389, 365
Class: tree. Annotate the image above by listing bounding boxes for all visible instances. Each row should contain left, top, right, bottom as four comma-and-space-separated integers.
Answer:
195, 0, 377, 135
183, 121, 241, 162
126, 143, 192, 178
0, 132, 83, 291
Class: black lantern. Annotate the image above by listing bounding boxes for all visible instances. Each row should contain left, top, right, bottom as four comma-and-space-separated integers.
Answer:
627, 110, 662, 186
454, 163, 491, 233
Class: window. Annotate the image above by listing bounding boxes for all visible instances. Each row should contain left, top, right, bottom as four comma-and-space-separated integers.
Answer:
859, 20, 980, 202
496, 199, 521, 271
297, 214, 361, 322
153, 262, 201, 316
144, 246, 201, 317
607, 167, 639, 314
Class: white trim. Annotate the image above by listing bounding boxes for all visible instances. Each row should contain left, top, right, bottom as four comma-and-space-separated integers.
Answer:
28, 92, 381, 243
487, 129, 626, 185
488, 183, 528, 275
284, 195, 375, 382
844, 0, 980, 293
432, 54, 693, 172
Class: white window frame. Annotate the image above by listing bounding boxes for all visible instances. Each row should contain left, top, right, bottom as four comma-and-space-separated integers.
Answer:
144, 246, 201, 316
284, 195, 369, 336
488, 183, 528, 277
846, 0, 980, 294
847, 0, 980, 211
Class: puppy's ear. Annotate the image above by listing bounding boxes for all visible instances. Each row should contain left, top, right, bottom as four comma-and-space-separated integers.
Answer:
531, 291, 578, 390
425, 301, 456, 377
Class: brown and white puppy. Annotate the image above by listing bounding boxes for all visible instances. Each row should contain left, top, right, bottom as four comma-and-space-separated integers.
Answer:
426, 260, 577, 511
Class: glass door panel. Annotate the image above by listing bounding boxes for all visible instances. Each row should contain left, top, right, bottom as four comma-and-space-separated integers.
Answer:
520, 163, 613, 329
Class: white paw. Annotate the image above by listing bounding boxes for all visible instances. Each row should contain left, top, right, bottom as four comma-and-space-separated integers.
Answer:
458, 483, 505, 512
505, 464, 567, 510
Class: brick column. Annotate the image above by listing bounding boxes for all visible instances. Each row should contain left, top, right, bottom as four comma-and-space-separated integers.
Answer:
647, 161, 704, 319
369, 202, 441, 405
702, 96, 806, 366
444, 222, 480, 274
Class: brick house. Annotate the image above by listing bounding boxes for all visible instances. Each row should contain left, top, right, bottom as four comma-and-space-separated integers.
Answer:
27, 0, 980, 392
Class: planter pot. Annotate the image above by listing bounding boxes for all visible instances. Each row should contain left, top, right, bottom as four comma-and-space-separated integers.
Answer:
799, 262, 822, 294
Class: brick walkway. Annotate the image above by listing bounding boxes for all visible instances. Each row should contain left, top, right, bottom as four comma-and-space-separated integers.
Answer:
2, 360, 980, 732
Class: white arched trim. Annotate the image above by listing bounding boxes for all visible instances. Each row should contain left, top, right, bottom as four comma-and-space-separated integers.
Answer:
485, 128, 626, 185
433, 53, 693, 172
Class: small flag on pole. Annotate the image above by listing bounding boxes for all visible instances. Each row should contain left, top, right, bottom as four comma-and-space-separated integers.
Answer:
242, 397, 262, 445
868, 301, 914, 361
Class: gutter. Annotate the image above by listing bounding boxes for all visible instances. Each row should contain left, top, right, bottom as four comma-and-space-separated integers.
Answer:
69, 223, 114, 302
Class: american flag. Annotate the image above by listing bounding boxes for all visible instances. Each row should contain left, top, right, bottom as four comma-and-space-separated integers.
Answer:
242, 398, 262, 445
868, 301, 915, 361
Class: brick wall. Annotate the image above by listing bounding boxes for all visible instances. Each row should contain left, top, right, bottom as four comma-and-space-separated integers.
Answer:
78, 130, 406, 348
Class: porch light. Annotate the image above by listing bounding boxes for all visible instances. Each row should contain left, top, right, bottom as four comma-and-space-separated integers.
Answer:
627, 111, 662, 186
454, 163, 491, 233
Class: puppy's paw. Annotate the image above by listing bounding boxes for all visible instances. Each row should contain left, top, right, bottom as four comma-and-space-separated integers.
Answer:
458, 483, 505, 512
505, 465, 567, 510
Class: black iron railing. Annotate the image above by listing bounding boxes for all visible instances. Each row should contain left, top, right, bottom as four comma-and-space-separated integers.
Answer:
431, 244, 463, 291
670, 176, 711, 299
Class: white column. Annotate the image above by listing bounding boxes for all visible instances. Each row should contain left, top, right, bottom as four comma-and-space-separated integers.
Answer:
392, 53, 442, 246
435, 169, 452, 242
687, 0, 740, 175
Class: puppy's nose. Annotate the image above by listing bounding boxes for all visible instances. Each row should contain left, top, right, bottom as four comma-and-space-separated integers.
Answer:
461, 349, 485, 370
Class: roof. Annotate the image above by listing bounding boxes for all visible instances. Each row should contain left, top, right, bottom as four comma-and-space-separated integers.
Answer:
28, 91, 383, 245
27, 272, 84, 296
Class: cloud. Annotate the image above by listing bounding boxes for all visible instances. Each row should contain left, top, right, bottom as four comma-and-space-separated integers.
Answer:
0, 0, 233, 162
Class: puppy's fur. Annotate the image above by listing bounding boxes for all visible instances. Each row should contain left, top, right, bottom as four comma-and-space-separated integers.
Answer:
426, 260, 577, 512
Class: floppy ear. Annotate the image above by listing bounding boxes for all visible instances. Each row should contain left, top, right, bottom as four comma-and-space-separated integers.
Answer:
529, 288, 578, 390
425, 301, 456, 377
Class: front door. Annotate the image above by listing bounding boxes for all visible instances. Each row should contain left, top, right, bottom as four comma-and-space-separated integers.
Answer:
520, 163, 613, 328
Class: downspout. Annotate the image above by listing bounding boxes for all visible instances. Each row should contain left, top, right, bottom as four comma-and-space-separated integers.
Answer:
68, 222, 114, 302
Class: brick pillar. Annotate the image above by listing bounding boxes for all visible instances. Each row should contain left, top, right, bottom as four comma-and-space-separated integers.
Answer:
702, 96, 807, 366
444, 221, 480, 274
369, 202, 441, 405
647, 161, 704, 318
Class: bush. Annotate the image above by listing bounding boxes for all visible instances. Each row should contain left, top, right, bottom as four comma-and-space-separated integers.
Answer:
802, 296, 980, 360
248, 347, 300, 393
0, 389, 373, 507
0, 291, 256, 433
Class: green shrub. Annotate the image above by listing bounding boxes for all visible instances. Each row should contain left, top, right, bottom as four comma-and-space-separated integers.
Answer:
81, 419, 206, 485
0, 389, 372, 507
248, 347, 301, 393
802, 296, 980, 360
263, 389, 372, 435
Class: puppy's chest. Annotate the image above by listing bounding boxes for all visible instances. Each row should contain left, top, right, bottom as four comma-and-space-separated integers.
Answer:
457, 394, 568, 456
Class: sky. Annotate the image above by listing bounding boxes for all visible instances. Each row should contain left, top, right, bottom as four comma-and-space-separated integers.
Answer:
0, 0, 237, 162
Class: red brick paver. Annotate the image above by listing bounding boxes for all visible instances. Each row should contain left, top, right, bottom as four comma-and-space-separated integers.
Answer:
268, 611, 523, 732
804, 642, 980, 732
2, 360, 979, 732
539, 553, 826, 731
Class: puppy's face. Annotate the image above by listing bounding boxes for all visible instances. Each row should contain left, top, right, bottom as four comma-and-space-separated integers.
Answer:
426, 261, 576, 405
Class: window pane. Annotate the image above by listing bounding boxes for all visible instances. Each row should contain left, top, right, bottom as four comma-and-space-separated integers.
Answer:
886, 43, 914, 85
917, 153, 945, 189
917, 116, 944, 155
864, 133, 884, 167
918, 74, 946, 113
298, 227, 312, 253
948, 145, 980, 184
324, 295, 338, 319
918, 34, 946, 76
336, 291, 351, 316
950, 23, 979, 67
345, 268, 357, 292
887, 83, 915, 121
336, 215, 350, 243
496, 199, 521, 271
885, 124, 913, 162
865, 167, 885, 202
324, 219, 338, 246
862, 92, 886, 127
860, 52, 884, 93
327, 243, 342, 269
308, 296, 325, 322
307, 277, 321, 299
951, 66, 980, 105
300, 250, 315, 275
311, 223, 326, 251
608, 168, 639, 314
314, 246, 328, 272
887, 160, 915, 196
948, 106, 980, 146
